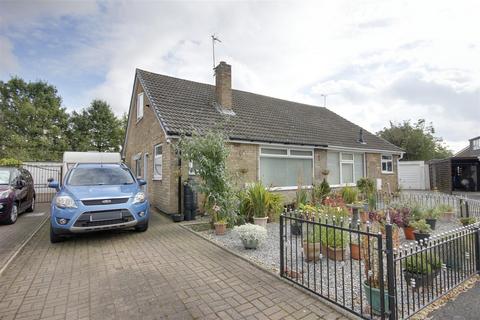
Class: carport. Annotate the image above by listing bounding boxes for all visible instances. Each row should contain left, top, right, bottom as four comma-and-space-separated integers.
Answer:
429, 157, 480, 193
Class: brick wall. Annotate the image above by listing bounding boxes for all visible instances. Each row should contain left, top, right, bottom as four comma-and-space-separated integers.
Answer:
365, 153, 399, 192
124, 80, 178, 214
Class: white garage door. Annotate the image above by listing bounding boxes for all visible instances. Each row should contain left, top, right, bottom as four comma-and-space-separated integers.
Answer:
398, 161, 428, 190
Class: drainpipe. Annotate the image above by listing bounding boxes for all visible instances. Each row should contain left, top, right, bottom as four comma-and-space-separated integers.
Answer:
143, 153, 148, 192
177, 150, 182, 215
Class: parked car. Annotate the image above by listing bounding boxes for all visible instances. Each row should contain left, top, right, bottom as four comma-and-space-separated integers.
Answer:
48, 163, 149, 243
0, 167, 36, 224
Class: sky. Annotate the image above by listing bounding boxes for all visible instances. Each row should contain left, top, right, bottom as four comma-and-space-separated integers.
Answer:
1, 0, 479, 153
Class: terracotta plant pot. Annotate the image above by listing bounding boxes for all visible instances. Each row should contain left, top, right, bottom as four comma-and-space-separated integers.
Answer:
253, 216, 268, 228
350, 243, 362, 260
214, 222, 227, 235
303, 241, 322, 262
441, 211, 454, 222
403, 226, 415, 240
326, 246, 346, 261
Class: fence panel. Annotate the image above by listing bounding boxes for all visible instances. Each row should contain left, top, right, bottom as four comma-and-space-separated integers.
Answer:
22, 163, 62, 203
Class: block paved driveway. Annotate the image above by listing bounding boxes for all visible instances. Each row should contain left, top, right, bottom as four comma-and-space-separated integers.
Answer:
0, 212, 344, 320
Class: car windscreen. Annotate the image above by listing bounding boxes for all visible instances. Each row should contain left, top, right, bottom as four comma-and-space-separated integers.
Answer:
0, 169, 10, 184
67, 167, 135, 186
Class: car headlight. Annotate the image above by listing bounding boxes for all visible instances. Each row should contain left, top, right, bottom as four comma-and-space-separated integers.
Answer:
55, 195, 77, 208
0, 190, 10, 200
133, 192, 146, 204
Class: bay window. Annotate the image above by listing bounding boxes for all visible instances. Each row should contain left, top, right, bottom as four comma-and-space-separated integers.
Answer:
259, 147, 313, 188
381, 155, 393, 173
327, 151, 364, 186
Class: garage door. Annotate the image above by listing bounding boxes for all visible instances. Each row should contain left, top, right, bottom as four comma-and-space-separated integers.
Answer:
398, 162, 427, 190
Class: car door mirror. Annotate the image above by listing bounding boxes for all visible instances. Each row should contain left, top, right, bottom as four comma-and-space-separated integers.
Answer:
137, 179, 147, 186
48, 180, 60, 191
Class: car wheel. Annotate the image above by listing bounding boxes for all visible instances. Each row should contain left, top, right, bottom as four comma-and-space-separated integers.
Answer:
135, 220, 149, 232
50, 227, 64, 243
5, 204, 18, 224
26, 196, 35, 212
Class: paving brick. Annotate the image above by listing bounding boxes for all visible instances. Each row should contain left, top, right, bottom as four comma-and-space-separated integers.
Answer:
0, 212, 340, 320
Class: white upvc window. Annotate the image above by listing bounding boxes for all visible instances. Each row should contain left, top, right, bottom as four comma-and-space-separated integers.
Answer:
259, 147, 314, 189
133, 152, 142, 178
153, 144, 162, 180
473, 138, 480, 150
381, 154, 393, 173
327, 151, 365, 186
136, 92, 144, 121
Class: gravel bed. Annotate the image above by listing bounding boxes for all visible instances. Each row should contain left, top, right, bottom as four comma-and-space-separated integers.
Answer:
198, 217, 471, 318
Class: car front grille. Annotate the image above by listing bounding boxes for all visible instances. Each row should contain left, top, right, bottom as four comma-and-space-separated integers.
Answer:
73, 210, 134, 227
81, 198, 129, 206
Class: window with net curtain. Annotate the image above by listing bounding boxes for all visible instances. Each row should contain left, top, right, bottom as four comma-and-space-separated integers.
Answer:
327, 151, 364, 185
260, 148, 313, 187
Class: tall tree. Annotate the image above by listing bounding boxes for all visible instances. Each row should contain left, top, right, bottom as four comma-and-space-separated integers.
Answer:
377, 119, 452, 161
67, 100, 123, 152
0, 77, 69, 161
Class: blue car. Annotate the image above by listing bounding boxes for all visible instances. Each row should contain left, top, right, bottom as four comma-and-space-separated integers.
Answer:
48, 163, 149, 243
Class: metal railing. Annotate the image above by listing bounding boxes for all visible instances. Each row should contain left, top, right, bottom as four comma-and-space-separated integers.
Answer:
280, 210, 480, 320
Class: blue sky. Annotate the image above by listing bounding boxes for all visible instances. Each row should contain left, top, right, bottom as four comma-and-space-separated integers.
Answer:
1, 0, 479, 152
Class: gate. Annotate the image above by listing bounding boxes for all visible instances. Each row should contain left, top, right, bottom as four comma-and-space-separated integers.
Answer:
22, 162, 62, 203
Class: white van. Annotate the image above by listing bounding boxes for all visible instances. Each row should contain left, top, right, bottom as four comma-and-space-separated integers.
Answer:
62, 152, 121, 180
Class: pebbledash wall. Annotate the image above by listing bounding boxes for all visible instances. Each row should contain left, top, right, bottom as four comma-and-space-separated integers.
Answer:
124, 81, 399, 214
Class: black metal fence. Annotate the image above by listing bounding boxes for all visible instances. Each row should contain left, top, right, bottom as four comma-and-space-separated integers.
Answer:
280, 210, 480, 319
22, 163, 62, 203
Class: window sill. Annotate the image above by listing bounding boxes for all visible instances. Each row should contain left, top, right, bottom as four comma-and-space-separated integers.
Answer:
152, 176, 162, 181
329, 183, 357, 188
381, 171, 394, 175
267, 185, 312, 191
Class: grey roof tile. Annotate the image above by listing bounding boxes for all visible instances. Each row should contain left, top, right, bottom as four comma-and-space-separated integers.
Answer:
137, 69, 403, 152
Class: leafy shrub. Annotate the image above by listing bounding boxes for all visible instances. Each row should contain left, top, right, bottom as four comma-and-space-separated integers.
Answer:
404, 253, 442, 274
340, 186, 358, 204
0, 158, 22, 166
242, 181, 283, 219
233, 224, 267, 243
320, 226, 348, 249
460, 217, 476, 226
410, 219, 432, 234
295, 186, 308, 208
311, 179, 330, 205
357, 178, 375, 200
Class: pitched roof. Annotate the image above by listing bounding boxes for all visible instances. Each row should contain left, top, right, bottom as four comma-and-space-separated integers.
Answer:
136, 69, 403, 152
454, 146, 471, 157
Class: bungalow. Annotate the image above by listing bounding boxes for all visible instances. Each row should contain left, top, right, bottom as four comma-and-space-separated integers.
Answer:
123, 62, 403, 214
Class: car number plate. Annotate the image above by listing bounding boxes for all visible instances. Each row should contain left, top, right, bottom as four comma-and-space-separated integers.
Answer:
90, 211, 122, 221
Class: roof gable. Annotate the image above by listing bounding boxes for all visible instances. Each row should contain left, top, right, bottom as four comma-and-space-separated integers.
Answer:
136, 69, 403, 152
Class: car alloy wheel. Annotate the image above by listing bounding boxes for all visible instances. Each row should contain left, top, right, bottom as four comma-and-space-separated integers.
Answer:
10, 204, 18, 223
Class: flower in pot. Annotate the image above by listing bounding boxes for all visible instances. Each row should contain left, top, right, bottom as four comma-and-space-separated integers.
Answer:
214, 218, 228, 235
410, 219, 432, 243
424, 207, 441, 230
438, 204, 455, 222
303, 226, 323, 262
320, 225, 348, 261
233, 223, 267, 249
403, 252, 442, 289
459, 217, 476, 226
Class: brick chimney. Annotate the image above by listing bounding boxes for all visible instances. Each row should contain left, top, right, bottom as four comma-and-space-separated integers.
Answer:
215, 61, 232, 111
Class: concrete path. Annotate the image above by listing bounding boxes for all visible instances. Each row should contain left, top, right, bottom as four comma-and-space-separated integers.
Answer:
0, 211, 344, 320
0, 203, 49, 270
429, 281, 480, 320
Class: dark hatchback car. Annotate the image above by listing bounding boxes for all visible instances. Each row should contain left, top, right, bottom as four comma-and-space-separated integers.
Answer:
0, 167, 36, 224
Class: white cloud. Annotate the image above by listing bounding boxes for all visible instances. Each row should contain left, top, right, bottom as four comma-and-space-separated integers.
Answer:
0, 36, 18, 76
1, 0, 480, 152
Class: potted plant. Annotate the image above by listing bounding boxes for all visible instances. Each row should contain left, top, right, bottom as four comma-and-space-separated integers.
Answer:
403, 252, 442, 289
214, 218, 227, 235
303, 226, 323, 262
340, 186, 359, 205
233, 223, 267, 249
172, 213, 184, 222
350, 234, 362, 260
460, 216, 476, 226
361, 222, 389, 316
410, 219, 432, 243
290, 210, 304, 236
396, 207, 415, 240
424, 207, 440, 230
311, 179, 331, 205
321, 225, 348, 261
438, 204, 455, 222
